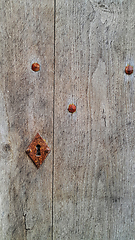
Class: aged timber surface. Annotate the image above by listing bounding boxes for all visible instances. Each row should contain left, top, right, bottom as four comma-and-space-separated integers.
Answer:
1, 0, 135, 239
54, 0, 135, 239
0, 0, 54, 239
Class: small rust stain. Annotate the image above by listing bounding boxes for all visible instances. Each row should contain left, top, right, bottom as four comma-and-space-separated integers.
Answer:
31, 63, 40, 72
26, 133, 51, 169
125, 65, 133, 75
68, 104, 76, 113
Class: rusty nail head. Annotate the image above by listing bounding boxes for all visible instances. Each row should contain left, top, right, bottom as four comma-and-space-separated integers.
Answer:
45, 147, 51, 153
26, 149, 31, 154
125, 65, 133, 75
68, 104, 76, 113
32, 63, 40, 72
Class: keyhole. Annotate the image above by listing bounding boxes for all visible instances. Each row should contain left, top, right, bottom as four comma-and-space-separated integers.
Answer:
36, 145, 41, 156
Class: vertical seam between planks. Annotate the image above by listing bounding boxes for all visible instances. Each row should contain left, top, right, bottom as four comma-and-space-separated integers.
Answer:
52, 0, 56, 239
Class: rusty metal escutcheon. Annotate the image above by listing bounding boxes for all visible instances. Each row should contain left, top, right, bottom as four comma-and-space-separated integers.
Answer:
26, 133, 51, 169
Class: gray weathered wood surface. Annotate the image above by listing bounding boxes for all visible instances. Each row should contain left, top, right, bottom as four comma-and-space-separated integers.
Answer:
54, 0, 135, 239
1, 0, 54, 239
1, 0, 135, 239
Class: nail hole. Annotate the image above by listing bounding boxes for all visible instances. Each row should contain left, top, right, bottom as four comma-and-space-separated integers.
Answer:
3, 144, 11, 152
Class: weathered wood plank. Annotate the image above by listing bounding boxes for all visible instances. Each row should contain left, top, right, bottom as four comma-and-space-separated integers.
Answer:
0, 0, 54, 239
54, 0, 135, 239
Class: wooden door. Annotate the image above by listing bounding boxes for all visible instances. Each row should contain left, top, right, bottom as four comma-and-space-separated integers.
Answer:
1, 0, 135, 239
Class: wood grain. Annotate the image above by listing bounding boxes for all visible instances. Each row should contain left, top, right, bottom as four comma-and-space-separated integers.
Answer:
0, 0, 54, 239
54, 0, 135, 239
1, 0, 135, 239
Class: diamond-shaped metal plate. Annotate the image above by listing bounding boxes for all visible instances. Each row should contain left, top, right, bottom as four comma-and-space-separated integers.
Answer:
26, 133, 51, 169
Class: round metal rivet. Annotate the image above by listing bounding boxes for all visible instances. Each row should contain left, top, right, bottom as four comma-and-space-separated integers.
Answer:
68, 104, 76, 113
125, 65, 133, 75
32, 63, 40, 72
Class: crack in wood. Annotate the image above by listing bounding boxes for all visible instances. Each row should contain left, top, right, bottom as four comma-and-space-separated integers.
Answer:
23, 214, 31, 232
